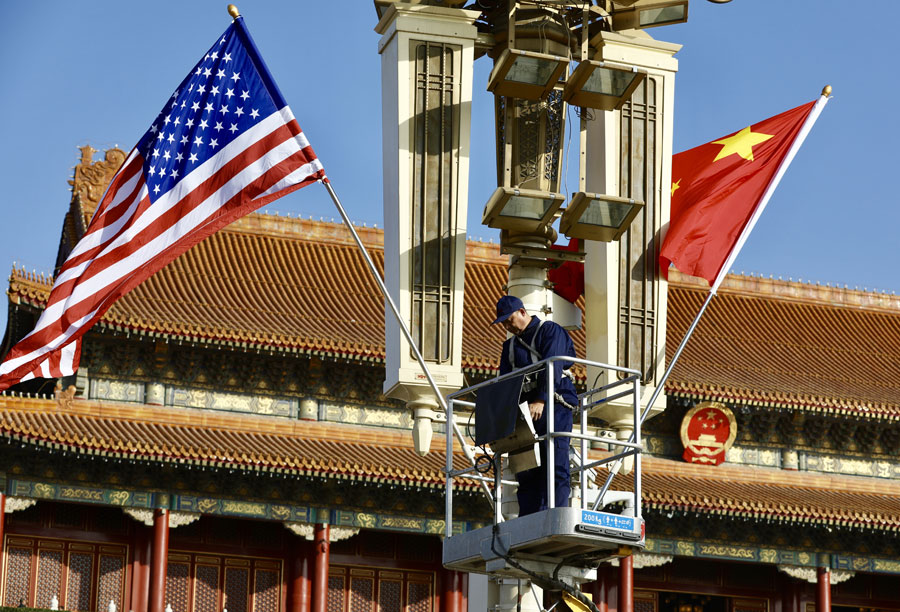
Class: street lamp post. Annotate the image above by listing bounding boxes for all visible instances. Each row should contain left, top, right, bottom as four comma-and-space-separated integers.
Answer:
376, 2, 689, 611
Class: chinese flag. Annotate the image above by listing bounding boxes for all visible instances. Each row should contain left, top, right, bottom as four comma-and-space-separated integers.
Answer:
548, 238, 585, 303
660, 100, 817, 286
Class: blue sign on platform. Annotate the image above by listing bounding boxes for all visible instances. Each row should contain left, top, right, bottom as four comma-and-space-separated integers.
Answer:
581, 510, 635, 532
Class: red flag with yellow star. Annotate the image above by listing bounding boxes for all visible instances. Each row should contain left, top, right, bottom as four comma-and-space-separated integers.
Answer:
661, 100, 818, 287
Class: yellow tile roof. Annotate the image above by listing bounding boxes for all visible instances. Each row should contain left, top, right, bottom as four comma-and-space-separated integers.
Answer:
4, 396, 900, 530
8, 213, 900, 417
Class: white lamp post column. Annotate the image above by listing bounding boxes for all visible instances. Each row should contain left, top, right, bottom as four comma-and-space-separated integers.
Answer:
376, 4, 480, 455
584, 31, 681, 467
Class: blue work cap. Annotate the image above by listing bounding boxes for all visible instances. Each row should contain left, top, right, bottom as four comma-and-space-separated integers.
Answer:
492, 295, 525, 325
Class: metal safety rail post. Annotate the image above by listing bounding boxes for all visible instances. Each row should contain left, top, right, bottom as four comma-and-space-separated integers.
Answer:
581, 378, 644, 513
444, 356, 644, 581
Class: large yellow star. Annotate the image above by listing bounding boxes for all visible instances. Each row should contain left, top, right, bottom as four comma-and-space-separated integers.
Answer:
712, 126, 774, 162
671, 178, 681, 197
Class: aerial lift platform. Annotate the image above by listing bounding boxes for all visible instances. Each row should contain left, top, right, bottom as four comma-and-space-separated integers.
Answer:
440, 356, 645, 594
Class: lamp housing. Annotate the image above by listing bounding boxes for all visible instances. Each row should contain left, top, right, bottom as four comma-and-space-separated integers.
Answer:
559, 192, 644, 242
562, 60, 646, 110
611, 1, 689, 30
487, 48, 569, 100
482, 186, 565, 233
374, 0, 468, 19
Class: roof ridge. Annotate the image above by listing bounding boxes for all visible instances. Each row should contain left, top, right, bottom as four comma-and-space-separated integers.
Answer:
9, 266, 54, 289
670, 269, 900, 314
225, 213, 506, 264
0, 396, 460, 453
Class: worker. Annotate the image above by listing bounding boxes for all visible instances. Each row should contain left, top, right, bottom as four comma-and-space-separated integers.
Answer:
492, 295, 578, 516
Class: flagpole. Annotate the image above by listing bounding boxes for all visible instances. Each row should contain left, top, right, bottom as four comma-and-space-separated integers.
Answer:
594, 87, 831, 504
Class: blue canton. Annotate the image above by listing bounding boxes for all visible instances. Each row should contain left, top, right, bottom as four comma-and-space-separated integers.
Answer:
136, 22, 282, 203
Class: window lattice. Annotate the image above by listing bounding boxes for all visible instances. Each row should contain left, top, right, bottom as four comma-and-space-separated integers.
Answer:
378, 580, 402, 612
327, 576, 346, 612
35, 549, 63, 609
97, 555, 125, 612
349, 577, 374, 612
3, 547, 32, 606
166, 562, 191, 612
635, 601, 656, 612
407, 581, 432, 612
252, 569, 279, 612
225, 567, 250, 612
66, 552, 94, 611
329, 567, 435, 612
194, 565, 220, 612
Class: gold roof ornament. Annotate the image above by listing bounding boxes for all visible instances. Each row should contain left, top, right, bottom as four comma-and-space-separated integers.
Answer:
68, 146, 127, 214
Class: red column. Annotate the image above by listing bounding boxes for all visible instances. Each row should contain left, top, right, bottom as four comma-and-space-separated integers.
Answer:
130, 525, 152, 612
817, 567, 831, 612
289, 539, 313, 612
618, 555, 633, 612
0, 494, 6, 563
129, 528, 142, 612
441, 569, 463, 612
458, 572, 468, 612
588, 566, 609, 612
148, 509, 169, 612
312, 524, 330, 612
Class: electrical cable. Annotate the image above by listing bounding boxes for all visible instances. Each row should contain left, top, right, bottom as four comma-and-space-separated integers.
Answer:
574, 106, 595, 121
475, 450, 494, 475
466, 407, 478, 444
489, 523, 602, 612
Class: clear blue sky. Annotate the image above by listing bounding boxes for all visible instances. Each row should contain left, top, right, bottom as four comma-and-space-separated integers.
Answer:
1, 1, 898, 339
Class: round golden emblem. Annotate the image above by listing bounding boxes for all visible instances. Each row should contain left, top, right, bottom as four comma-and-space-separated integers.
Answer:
679, 401, 737, 465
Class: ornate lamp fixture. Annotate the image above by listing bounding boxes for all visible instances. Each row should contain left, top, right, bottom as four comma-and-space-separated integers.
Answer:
482, 186, 565, 234
562, 60, 646, 110
487, 5, 570, 261
610, 1, 689, 30
559, 193, 644, 242
487, 48, 569, 100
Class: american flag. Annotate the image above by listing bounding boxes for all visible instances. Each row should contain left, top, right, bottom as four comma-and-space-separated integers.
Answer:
0, 16, 324, 391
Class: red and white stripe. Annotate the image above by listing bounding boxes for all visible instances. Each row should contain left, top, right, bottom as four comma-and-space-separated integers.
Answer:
0, 106, 323, 390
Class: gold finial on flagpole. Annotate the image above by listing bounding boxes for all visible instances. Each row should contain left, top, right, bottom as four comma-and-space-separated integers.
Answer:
822, 85, 832, 97
227, 4, 240, 18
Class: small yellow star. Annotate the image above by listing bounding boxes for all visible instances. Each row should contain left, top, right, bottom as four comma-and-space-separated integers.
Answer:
712, 126, 774, 162
671, 178, 681, 197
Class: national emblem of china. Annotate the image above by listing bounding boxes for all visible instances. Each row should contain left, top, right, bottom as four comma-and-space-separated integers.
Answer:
679, 402, 737, 465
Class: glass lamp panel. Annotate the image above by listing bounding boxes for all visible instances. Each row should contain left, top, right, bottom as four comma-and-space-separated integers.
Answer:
507, 55, 558, 86
582, 67, 638, 98
580, 198, 634, 228
639, 5, 686, 27
498, 195, 552, 220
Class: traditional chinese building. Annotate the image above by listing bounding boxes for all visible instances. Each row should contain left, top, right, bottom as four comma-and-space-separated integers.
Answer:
1, 147, 900, 612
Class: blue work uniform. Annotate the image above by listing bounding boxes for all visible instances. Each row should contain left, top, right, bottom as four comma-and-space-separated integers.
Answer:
499, 315, 578, 516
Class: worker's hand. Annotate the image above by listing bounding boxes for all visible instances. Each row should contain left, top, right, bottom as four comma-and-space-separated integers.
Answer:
529, 401, 545, 422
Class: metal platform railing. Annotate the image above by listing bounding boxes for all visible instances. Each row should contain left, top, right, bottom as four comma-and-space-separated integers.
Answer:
441, 356, 645, 577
